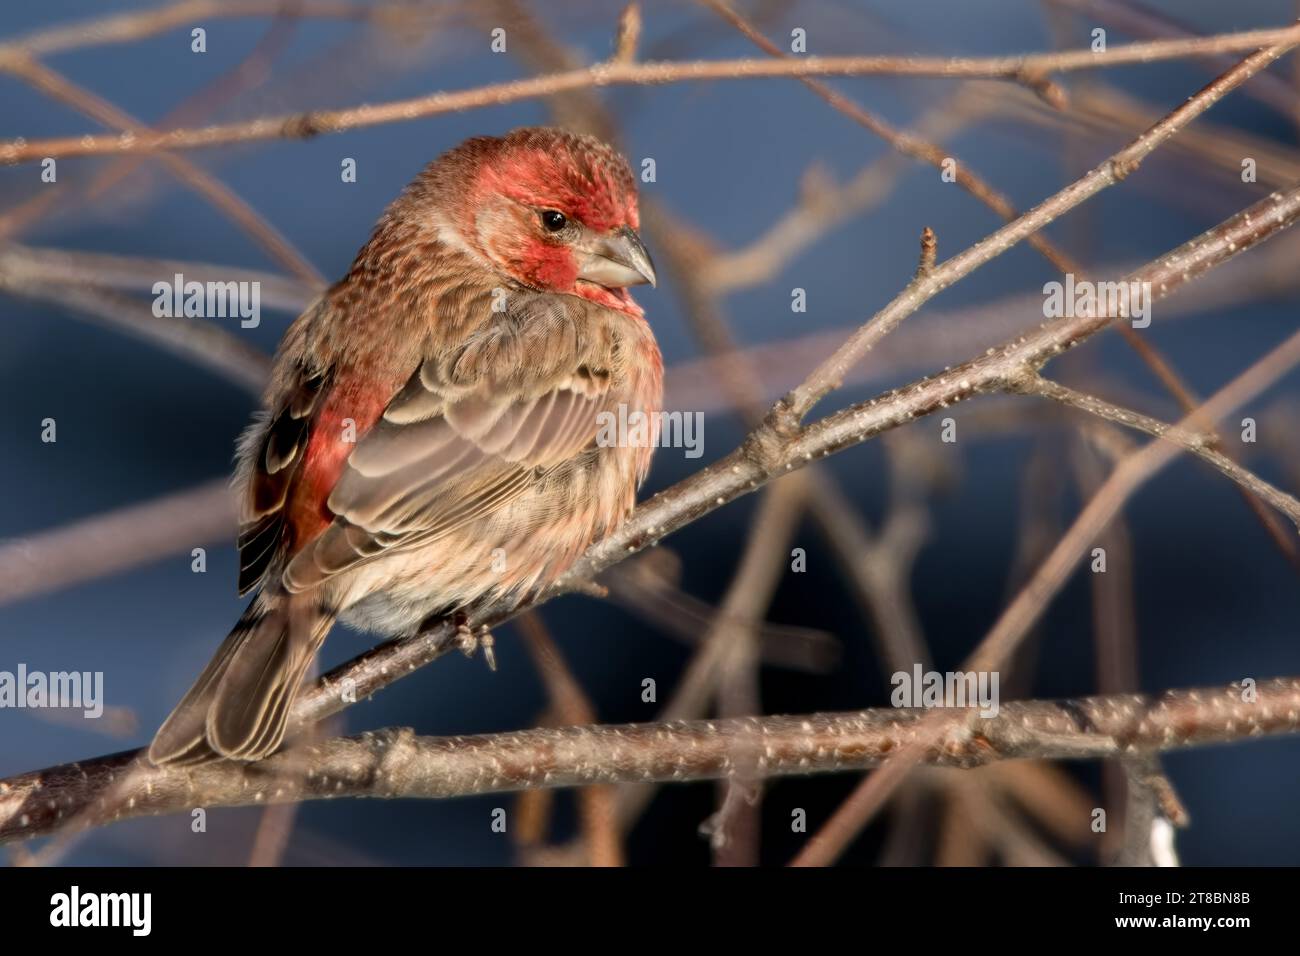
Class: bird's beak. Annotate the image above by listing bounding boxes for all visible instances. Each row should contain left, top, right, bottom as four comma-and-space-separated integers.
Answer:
578, 225, 657, 288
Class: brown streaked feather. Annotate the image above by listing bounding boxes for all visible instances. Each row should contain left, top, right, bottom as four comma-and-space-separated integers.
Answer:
281, 295, 623, 594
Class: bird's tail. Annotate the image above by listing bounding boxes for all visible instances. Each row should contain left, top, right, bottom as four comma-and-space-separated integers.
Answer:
148, 591, 333, 765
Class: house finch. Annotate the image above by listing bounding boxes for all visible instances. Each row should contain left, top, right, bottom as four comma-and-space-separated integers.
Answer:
149, 127, 661, 764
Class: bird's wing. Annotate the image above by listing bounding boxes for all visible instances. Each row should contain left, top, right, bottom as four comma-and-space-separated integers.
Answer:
281, 368, 612, 592
236, 369, 327, 595
243, 295, 624, 594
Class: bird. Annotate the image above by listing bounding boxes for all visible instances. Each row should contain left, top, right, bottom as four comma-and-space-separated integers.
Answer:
148, 127, 662, 764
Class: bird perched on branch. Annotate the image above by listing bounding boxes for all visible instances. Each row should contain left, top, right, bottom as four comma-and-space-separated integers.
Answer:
150, 127, 661, 764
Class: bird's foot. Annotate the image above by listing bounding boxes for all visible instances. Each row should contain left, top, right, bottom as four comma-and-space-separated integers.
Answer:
455, 618, 497, 672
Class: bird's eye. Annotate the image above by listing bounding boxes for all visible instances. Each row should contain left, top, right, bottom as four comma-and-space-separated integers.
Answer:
540, 210, 568, 232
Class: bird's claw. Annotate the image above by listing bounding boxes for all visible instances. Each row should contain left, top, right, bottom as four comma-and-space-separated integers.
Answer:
456, 622, 497, 671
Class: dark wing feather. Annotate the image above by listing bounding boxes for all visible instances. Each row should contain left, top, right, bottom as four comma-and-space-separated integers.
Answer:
237, 369, 325, 594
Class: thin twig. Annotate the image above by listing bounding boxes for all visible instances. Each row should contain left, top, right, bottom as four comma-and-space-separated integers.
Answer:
1019, 375, 1300, 529
612, 3, 641, 64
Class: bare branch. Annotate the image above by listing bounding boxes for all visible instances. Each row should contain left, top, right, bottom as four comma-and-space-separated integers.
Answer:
3, 678, 1295, 844
1019, 375, 1300, 529
4, 24, 1299, 163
